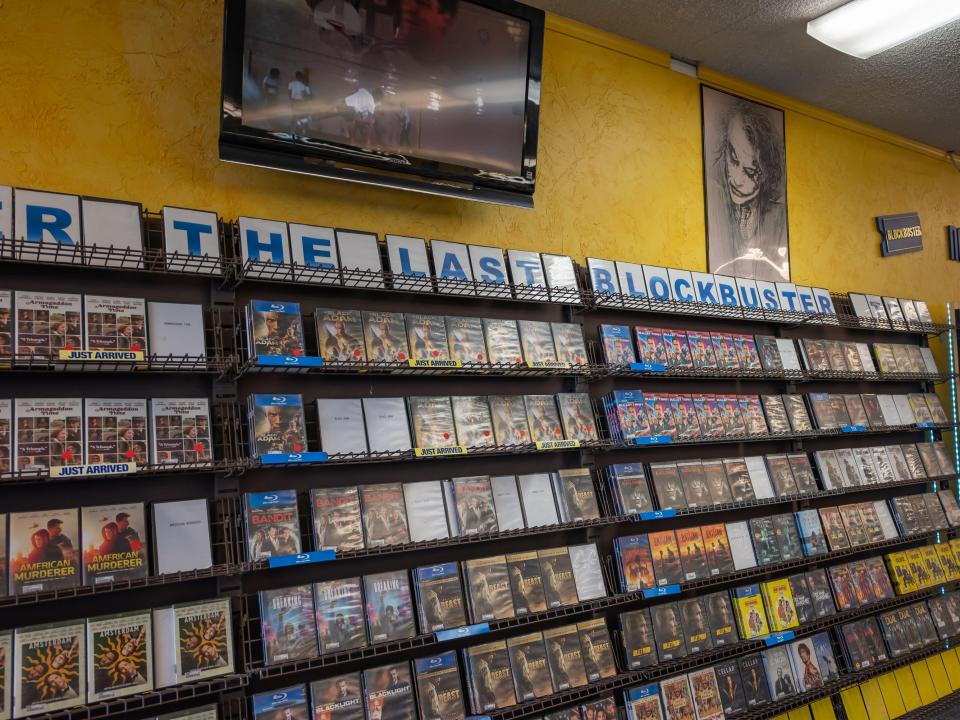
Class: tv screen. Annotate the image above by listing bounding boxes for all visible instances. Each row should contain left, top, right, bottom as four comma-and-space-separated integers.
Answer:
221, 0, 544, 204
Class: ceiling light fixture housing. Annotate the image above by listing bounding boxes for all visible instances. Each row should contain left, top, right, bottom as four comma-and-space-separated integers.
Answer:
807, 0, 960, 59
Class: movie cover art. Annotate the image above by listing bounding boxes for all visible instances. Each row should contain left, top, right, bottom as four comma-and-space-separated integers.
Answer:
360, 483, 410, 547
314, 578, 367, 655
464, 556, 515, 622
759, 394, 790, 434
714, 661, 745, 716
413, 651, 466, 720
556, 393, 598, 442
542, 625, 587, 691
738, 653, 771, 707
677, 461, 710, 507
316, 308, 366, 362
363, 571, 415, 643
0, 291, 10, 360
517, 320, 557, 364
408, 396, 458, 449
739, 396, 769, 435
445, 316, 486, 364
505, 633, 552, 701
719, 458, 752, 503
0, 400, 9, 477
84, 399, 148, 466
763, 646, 796, 700
599, 325, 636, 365
9, 509, 80, 595
733, 585, 769, 639
609, 464, 653, 515
86, 611, 152, 701
252, 684, 309, 720
551, 323, 589, 366
734, 334, 763, 371
466, 641, 517, 712
554, 469, 600, 522
687, 331, 718, 369
483, 318, 524, 366
14, 398, 83, 473
414, 563, 466, 633
246, 300, 303, 358
649, 530, 683, 586
694, 395, 724, 439
679, 597, 713, 654
677, 527, 708, 581
763, 579, 798, 631
764, 454, 798, 497
576, 618, 615, 682
174, 598, 233, 683
621, 608, 656, 670
149, 398, 211, 466
85, 295, 148, 354
488, 395, 531, 445
524, 395, 564, 443
659, 674, 695, 720
626, 686, 665, 720
244, 489, 301, 561
645, 394, 678, 439
616, 535, 656, 593
363, 663, 416, 720
771, 514, 803, 561
309, 672, 364, 720
711, 333, 740, 369
689, 667, 724, 720
634, 327, 668, 366
717, 395, 746, 435
450, 396, 496, 448
662, 329, 693, 369
81, 503, 147, 586
259, 585, 318, 665
748, 516, 780, 566
527, 555, 571, 612
14, 291, 82, 360
673, 395, 701, 440
451, 476, 497, 535
538, 547, 579, 608
702, 524, 735, 577
650, 462, 687, 510
362, 311, 410, 362
405, 314, 449, 362
310, 487, 363, 552
14, 621, 85, 716
0, 630, 9, 718
704, 591, 738, 646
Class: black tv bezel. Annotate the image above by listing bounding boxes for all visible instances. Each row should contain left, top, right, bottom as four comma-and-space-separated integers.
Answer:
219, 0, 545, 205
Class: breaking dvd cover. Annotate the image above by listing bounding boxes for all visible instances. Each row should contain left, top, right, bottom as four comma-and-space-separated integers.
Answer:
259, 584, 318, 665
85, 610, 152, 701
363, 571, 415, 643
246, 299, 303, 358
316, 308, 366, 362
314, 578, 367, 654
81, 502, 147, 586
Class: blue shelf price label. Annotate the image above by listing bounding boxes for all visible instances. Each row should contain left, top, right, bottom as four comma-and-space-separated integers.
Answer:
436, 623, 490, 643
643, 584, 681, 599
633, 436, 673, 445
260, 451, 329, 465
255, 355, 325, 368
629, 362, 667, 373
917, 421, 935, 428
466, 716, 492, 720
765, 631, 796, 647
841, 425, 865, 433
639, 509, 677, 521
268, 550, 336, 568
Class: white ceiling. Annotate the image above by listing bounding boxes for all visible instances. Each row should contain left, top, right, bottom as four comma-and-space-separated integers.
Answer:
528, 0, 960, 152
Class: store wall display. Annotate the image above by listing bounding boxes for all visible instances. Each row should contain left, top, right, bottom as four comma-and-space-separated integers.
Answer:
701, 87, 789, 283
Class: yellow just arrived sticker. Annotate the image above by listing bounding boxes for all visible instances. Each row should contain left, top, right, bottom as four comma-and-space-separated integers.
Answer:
408, 358, 463, 368
59, 349, 145, 361
51, 462, 137, 478
535, 439, 581, 450
414, 445, 469, 457
526, 360, 571, 369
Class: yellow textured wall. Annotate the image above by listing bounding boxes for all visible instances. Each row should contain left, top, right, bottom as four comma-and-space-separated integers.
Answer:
1, 2, 959, 316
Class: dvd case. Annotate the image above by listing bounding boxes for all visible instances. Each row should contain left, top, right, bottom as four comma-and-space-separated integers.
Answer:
362, 311, 410, 362
247, 393, 308, 458
445, 316, 486, 363
259, 584, 318, 665
483, 319, 523, 365
538, 547, 579, 607
413, 651, 465, 720
173, 598, 233, 683
9, 508, 80, 595
413, 563, 466, 633
14, 398, 83, 473
13, 621, 86, 716
310, 672, 364, 720
311, 486, 363, 552
245, 300, 303, 358
408, 396, 458, 448
363, 663, 416, 719
450, 396, 496, 448
405, 314, 449, 362
506, 632, 552, 702
316, 308, 366, 362
85, 610, 152, 702
244, 490, 301, 561
14, 290, 82, 361
488, 395, 531, 445
149, 398, 211, 466
505, 551, 547, 615
464, 556, 515, 622
360, 483, 410, 546
81, 502, 147, 586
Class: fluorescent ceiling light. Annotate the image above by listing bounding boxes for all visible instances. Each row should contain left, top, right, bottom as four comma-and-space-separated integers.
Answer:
807, 0, 960, 59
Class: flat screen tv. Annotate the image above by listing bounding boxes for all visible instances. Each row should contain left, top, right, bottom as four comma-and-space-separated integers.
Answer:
220, 0, 545, 207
